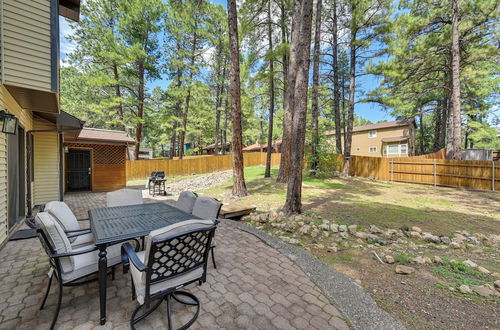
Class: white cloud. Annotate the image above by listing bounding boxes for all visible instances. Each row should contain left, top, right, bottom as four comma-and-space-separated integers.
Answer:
59, 17, 77, 58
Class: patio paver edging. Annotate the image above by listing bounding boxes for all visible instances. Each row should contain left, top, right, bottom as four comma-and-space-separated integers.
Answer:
222, 219, 406, 330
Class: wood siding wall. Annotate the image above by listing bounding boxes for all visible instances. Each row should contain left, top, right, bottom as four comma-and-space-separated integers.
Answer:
64, 143, 128, 192
33, 132, 60, 205
0, 0, 53, 91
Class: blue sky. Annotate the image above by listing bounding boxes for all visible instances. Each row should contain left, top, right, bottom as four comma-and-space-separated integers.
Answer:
59, 0, 392, 124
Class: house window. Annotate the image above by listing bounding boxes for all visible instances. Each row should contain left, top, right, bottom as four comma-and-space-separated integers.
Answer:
387, 144, 399, 155
400, 144, 408, 154
368, 130, 377, 138
369, 147, 377, 153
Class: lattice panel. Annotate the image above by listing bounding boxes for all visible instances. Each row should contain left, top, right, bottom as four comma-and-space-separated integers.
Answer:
65, 143, 126, 164
150, 230, 210, 283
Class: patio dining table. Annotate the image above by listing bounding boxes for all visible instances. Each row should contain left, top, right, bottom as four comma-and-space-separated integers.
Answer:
89, 202, 201, 325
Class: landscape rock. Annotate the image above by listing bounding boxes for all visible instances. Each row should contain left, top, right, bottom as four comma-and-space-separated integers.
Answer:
411, 226, 422, 233
348, 225, 357, 234
327, 245, 338, 253
453, 233, 467, 244
463, 259, 477, 268
384, 255, 395, 264
320, 223, 330, 231
411, 256, 428, 264
470, 285, 496, 297
494, 280, 500, 292
311, 228, 320, 238
339, 225, 347, 232
422, 232, 440, 244
433, 256, 443, 264
468, 236, 479, 245
369, 225, 383, 234
450, 242, 461, 249
339, 232, 350, 239
299, 225, 311, 235
477, 266, 491, 274
283, 222, 296, 232
409, 231, 421, 239
439, 236, 451, 245
330, 224, 339, 232
288, 238, 299, 245
395, 265, 414, 275
459, 285, 472, 294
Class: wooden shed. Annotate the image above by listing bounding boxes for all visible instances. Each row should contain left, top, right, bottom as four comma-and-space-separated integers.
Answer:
63, 128, 135, 192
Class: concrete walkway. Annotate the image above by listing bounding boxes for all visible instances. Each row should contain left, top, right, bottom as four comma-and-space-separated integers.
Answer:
0, 192, 349, 329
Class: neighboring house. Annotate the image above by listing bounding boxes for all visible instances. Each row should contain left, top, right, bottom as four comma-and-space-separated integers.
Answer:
65, 128, 134, 192
0, 0, 81, 245
128, 146, 152, 160
202, 142, 231, 155
243, 140, 282, 153
324, 119, 416, 157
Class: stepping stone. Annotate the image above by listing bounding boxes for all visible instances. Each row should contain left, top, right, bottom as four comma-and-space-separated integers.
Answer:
219, 204, 256, 220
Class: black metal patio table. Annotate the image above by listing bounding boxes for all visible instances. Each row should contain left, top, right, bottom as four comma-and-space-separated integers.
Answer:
89, 202, 201, 325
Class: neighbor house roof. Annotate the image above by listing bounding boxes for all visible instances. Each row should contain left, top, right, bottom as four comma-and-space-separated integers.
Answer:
69, 128, 135, 145
324, 119, 415, 136
381, 136, 410, 143
203, 142, 231, 150
243, 140, 282, 152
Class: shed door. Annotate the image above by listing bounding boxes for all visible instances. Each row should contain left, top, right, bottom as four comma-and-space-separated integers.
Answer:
66, 149, 92, 191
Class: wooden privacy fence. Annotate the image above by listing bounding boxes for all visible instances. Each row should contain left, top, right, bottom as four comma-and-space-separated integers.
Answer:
341, 155, 499, 191
126, 152, 281, 181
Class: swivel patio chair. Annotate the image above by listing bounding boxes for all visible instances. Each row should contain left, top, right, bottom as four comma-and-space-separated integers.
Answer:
106, 188, 144, 207
192, 197, 222, 269
35, 212, 122, 330
121, 219, 217, 330
175, 191, 198, 213
44, 201, 94, 248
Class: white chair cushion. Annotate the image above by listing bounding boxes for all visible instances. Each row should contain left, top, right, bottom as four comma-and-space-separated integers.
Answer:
45, 201, 81, 243
70, 232, 95, 249
192, 197, 222, 219
106, 189, 144, 207
35, 212, 74, 273
61, 243, 122, 283
175, 191, 198, 213
130, 251, 203, 305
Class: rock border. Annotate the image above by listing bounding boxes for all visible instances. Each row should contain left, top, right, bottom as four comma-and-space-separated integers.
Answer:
222, 219, 406, 330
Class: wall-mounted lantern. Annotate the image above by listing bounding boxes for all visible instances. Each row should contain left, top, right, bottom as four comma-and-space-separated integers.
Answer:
0, 110, 18, 135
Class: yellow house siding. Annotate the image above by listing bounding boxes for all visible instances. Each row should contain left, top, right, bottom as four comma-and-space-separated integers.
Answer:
1, 0, 52, 92
33, 132, 60, 206
329, 126, 412, 157
0, 134, 6, 245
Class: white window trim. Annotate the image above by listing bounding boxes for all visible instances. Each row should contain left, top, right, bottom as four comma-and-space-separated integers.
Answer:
386, 143, 408, 155
369, 146, 377, 153
368, 130, 377, 138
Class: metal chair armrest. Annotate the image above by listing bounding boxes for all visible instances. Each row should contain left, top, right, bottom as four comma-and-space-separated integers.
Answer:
50, 246, 98, 258
66, 229, 92, 238
121, 242, 147, 274
77, 218, 89, 222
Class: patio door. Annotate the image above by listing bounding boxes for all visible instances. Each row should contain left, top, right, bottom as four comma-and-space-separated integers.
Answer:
66, 149, 92, 191
8, 126, 26, 229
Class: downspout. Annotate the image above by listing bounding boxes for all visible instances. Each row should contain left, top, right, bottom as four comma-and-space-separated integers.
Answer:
26, 128, 81, 217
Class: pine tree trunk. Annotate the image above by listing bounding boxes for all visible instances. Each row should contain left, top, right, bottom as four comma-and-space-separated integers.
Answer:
222, 92, 229, 155
283, 0, 314, 215
228, 0, 248, 197
277, 0, 302, 183
432, 100, 442, 152
310, 0, 322, 175
332, 0, 342, 154
419, 113, 425, 154
214, 44, 225, 156
265, 0, 275, 178
134, 60, 145, 160
280, 0, 289, 112
341, 23, 356, 177
448, 0, 462, 160
112, 63, 124, 125
439, 93, 448, 150
170, 68, 183, 159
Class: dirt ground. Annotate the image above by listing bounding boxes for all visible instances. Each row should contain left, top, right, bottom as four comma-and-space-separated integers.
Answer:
317, 248, 499, 330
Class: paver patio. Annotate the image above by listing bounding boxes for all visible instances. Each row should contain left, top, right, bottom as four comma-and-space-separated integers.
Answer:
0, 192, 349, 329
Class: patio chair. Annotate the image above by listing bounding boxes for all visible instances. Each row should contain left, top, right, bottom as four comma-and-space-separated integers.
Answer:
44, 201, 93, 248
192, 197, 222, 269
121, 219, 217, 330
35, 212, 122, 330
175, 191, 198, 213
106, 188, 144, 207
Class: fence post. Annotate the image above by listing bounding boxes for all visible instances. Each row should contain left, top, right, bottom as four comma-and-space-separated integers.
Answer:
390, 159, 394, 182
433, 159, 437, 187
493, 161, 496, 191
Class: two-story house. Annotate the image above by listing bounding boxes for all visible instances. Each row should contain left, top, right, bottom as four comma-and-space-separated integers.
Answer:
324, 119, 416, 157
0, 0, 82, 246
